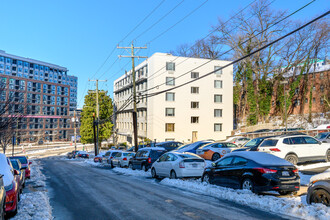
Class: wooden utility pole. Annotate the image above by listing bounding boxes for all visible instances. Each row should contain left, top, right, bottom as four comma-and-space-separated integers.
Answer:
88, 79, 107, 156
117, 42, 147, 152
74, 110, 77, 152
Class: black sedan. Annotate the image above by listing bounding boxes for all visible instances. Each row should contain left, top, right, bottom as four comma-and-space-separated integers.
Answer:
306, 178, 330, 206
202, 151, 300, 195
0, 174, 5, 219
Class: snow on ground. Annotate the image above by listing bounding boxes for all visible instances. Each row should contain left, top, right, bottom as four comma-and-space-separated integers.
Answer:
298, 162, 330, 171
160, 178, 330, 220
12, 160, 52, 220
112, 167, 152, 177
300, 172, 313, 185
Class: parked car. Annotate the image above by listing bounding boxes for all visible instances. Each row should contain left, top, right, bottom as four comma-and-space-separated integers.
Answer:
151, 152, 205, 179
67, 150, 79, 159
9, 156, 31, 179
0, 174, 6, 219
110, 152, 135, 168
75, 151, 89, 159
196, 142, 239, 161
233, 136, 276, 152
94, 152, 105, 163
258, 135, 330, 165
202, 151, 300, 195
306, 174, 330, 206
315, 132, 330, 144
0, 153, 19, 215
129, 147, 166, 171
155, 141, 183, 152
176, 141, 213, 154
103, 150, 122, 164
9, 159, 25, 190
225, 136, 250, 147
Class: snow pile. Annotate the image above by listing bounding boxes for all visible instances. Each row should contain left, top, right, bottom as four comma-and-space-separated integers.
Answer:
160, 178, 330, 220
83, 158, 105, 167
298, 162, 330, 171
310, 169, 330, 183
113, 167, 151, 177
300, 172, 313, 185
12, 160, 52, 220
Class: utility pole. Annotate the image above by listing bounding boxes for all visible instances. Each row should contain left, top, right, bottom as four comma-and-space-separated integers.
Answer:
88, 79, 107, 156
93, 113, 97, 155
74, 110, 77, 152
117, 42, 147, 152
280, 80, 288, 133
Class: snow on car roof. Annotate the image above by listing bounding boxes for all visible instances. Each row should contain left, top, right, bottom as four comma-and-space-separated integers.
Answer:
0, 153, 14, 187
138, 147, 166, 151
223, 151, 293, 166
78, 151, 88, 154
310, 169, 330, 183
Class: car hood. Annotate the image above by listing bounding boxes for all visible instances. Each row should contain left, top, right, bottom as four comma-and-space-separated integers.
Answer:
0, 154, 14, 187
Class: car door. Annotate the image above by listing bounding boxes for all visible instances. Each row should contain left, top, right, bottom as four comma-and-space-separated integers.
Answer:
212, 156, 234, 187
155, 154, 167, 176
162, 154, 175, 177
229, 156, 249, 189
289, 136, 309, 159
114, 152, 121, 166
303, 136, 327, 159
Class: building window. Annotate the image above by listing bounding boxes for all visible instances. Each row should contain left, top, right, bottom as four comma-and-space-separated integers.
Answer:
191, 72, 199, 78
166, 77, 175, 86
305, 98, 308, 103
165, 123, 175, 132
320, 85, 324, 93
320, 98, 324, 105
165, 92, 175, 101
165, 108, 175, 116
214, 109, 222, 117
313, 98, 316, 103
166, 62, 175, 71
320, 73, 324, 79
214, 123, 222, 132
191, 117, 199, 124
191, 102, 199, 109
214, 66, 222, 76
313, 86, 316, 91
214, 80, 223, 88
214, 94, 222, 103
191, 87, 199, 94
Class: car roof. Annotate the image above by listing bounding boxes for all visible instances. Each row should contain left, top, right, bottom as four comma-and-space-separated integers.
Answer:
223, 151, 293, 166
138, 147, 166, 151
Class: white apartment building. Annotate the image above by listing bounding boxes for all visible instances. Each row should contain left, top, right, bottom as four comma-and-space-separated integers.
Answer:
113, 53, 233, 145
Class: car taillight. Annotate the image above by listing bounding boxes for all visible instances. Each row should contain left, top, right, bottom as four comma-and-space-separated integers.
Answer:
79, 154, 82, 156
87, 154, 89, 157
148, 158, 151, 163
123, 157, 127, 161
179, 161, 185, 168
270, 148, 281, 152
254, 168, 277, 174
110, 156, 113, 159
327, 125, 330, 129
292, 169, 298, 173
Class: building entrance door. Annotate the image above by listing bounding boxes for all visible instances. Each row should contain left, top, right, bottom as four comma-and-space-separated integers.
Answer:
192, 131, 198, 142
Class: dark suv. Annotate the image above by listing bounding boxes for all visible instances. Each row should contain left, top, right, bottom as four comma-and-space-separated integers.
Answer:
155, 141, 183, 152
129, 147, 166, 171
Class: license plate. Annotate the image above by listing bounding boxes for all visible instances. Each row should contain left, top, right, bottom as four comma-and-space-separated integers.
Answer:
282, 171, 290, 176
192, 164, 197, 168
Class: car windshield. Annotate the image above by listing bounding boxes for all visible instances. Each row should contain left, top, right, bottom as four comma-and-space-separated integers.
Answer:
12, 157, 27, 164
10, 160, 19, 170
315, 133, 328, 140
178, 154, 198, 158
244, 138, 264, 147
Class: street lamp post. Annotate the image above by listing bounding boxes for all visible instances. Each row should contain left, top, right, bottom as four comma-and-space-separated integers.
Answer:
280, 80, 288, 133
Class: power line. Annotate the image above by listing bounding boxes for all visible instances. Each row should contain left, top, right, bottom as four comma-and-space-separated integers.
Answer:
142, 10, 329, 100
142, 0, 315, 94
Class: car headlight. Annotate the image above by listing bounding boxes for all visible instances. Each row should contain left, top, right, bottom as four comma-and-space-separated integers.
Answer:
4, 183, 13, 191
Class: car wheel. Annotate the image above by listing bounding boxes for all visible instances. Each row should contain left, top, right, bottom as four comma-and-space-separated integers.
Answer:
129, 163, 135, 170
285, 154, 298, 165
311, 189, 330, 206
170, 170, 177, 179
279, 191, 292, 196
141, 164, 148, 172
241, 178, 254, 192
202, 174, 210, 184
212, 153, 220, 161
151, 168, 158, 178
326, 149, 330, 162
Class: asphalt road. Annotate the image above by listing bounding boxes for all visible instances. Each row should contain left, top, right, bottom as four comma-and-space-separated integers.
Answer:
42, 158, 292, 220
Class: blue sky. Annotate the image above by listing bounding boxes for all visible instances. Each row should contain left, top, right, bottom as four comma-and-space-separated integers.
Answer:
1, 0, 328, 108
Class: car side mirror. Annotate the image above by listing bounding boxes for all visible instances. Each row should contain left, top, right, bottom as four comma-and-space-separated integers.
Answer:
211, 163, 216, 167
29, 161, 32, 165
14, 170, 19, 175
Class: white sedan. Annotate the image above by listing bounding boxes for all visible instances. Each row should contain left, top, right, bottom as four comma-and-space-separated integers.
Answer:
110, 152, 135, 168
151, 152, 205, 179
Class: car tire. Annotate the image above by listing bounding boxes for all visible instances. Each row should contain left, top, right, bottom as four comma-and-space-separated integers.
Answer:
151, 168, 158, 179
285, 154, 298, 165
170, 170, 177, 179
202, 173, 210, 184
310, 189, 330, 206
212, 153, 220, 161
141, 164, 148, 172
129, 163, 135, 170
326, 149, 330, 162
241, 178, 254, 192
279, 191, 293, 196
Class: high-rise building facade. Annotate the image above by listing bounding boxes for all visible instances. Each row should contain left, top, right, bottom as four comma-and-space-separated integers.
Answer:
113, 53, 233, 144
0, 50, 78, 143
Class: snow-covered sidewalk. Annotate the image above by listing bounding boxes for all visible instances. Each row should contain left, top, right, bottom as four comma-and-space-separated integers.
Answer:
12, 160, 52, 220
